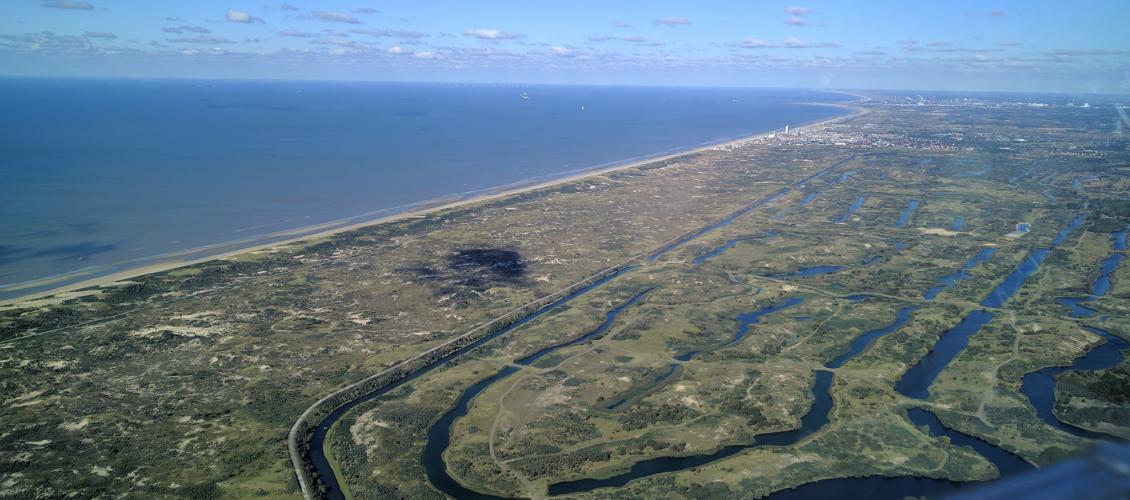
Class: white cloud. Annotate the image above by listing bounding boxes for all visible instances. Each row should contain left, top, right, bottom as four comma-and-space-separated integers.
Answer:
1045, 48, 1125, 57
785, 37, 839, 48
783, 37, 806, 47
654, 17, 691, 27
784, 7, 813, 26
226, 10, 263, 24
738, 38, 771, 48
312, 11, 362, 24
167, 35, 237, 44
280, 29, 313, 38
0, 31, 95, 52
464, 28, 525, 40
41, 0, 94, 10
351, 29, 428, 39
588, 35, 663, 46
387, 45, 407, 54
163, 26, 211, 34
310, 37, 362, 48
732, 37, 840, 49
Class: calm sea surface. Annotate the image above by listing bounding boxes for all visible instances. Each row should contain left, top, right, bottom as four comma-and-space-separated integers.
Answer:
0, 79, 849, 298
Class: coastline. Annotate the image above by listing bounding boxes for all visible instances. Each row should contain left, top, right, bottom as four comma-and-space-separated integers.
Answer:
1, 97, 866, 307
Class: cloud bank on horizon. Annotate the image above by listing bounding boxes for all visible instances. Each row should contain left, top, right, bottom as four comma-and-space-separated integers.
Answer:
1, 0, 1128, 93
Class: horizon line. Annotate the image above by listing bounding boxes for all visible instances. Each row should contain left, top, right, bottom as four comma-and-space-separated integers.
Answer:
1, 73, 1126, 97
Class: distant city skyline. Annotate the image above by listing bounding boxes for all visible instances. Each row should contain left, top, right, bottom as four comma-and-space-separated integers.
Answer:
2, 0, 1129, 93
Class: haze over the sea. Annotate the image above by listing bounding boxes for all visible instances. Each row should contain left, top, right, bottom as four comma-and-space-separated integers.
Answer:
0, 79, 850, 298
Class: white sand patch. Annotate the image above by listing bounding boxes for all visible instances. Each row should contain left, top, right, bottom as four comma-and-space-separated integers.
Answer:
176, 436, 198, 452
617, 376, 632, 383
61, 417, 91, 431
171, 311, 220, 321
349, 414, 382, 452
919, 228, 958, 236
91, 466, 112, 477
43, 360, 70, 370
1, 473, 24, 490
130, 325, 220, 339
6, 389, 47, 407
535, 385, 572, 407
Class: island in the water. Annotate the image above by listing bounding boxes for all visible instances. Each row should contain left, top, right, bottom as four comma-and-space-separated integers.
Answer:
2, 91, 1130, 500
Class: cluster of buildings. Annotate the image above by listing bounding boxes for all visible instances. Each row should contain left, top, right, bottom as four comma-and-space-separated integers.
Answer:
739, 125, 962, 151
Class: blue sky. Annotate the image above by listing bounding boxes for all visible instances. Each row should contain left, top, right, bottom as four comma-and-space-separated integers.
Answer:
2, 0, 1129, 92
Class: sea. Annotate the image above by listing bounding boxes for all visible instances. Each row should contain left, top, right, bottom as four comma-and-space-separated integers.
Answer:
0, 78, 850, 299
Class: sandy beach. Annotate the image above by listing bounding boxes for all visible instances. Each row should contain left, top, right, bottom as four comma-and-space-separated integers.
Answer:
2, 99, 865, 307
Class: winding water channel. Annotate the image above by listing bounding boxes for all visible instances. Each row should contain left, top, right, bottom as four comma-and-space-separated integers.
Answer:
303, 155, 856, 498
835, 196, 867, 224
1055, 227, 1127, 318
676, 296, 804, 361
648, 157, 854, 262
773, 266, 845, 278
546, 290, 1034, 498
923, 248, 996, 300
897, 200, 919, 227
825, 305, 919, 369
547, 371, 838, 496
424, 288, 652, 498
720, 297, 806, 349
764, 408, 1034, 500
692, 231, 777, 266
305, 269, 631, 500
303, 165, 1127, 499
522, 214, 1118, 498
898, 215, 1087, 400
1020, 325, 1130, 440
